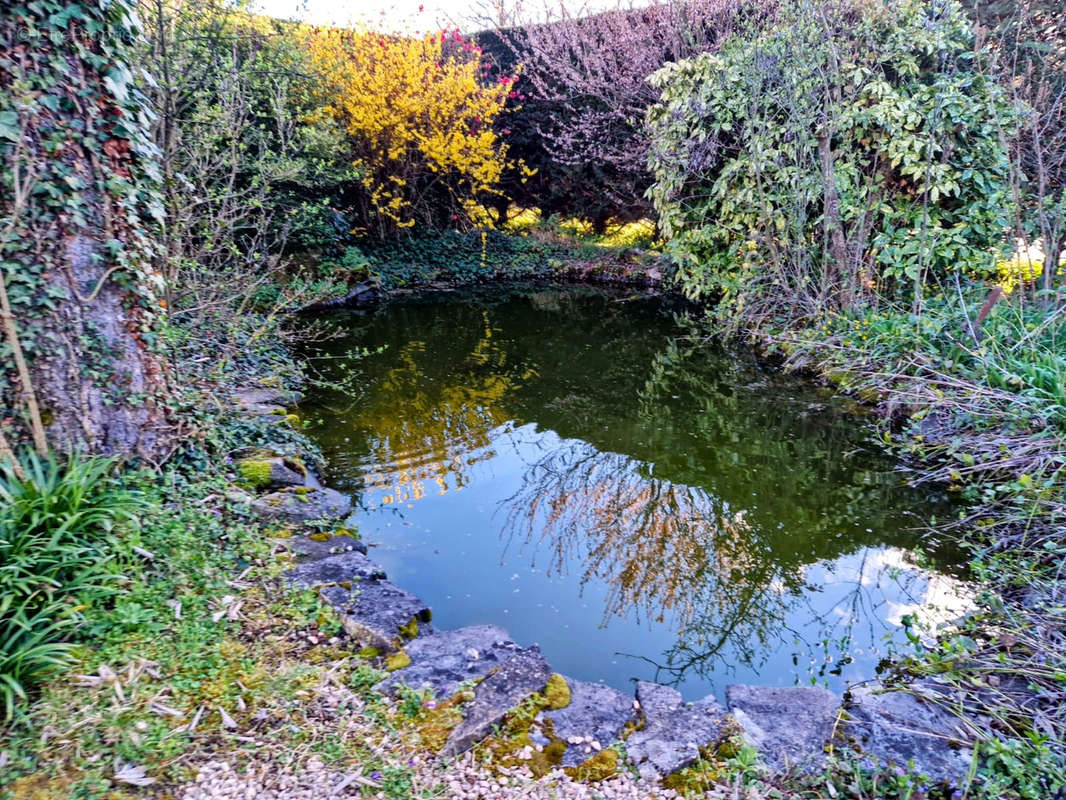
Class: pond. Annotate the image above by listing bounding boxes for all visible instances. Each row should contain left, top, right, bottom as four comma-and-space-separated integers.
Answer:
297, 284, 971, 700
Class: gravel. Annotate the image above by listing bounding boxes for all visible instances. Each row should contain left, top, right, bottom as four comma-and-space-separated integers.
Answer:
177, 753, 734, 800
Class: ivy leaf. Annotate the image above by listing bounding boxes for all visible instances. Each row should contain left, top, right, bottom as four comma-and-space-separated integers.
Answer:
0, 111, 20, 142
103, 65, 132, 103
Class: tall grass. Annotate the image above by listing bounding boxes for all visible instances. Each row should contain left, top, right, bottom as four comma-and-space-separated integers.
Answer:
0, 454, 141, 720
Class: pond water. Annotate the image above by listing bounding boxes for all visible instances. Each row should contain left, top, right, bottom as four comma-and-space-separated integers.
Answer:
298, 284, 971, 700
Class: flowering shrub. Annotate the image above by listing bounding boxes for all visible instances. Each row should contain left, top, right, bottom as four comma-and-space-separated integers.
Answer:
306, 27, 524, 237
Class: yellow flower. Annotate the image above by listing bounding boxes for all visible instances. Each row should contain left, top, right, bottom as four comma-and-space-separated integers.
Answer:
306, 28, 517, 229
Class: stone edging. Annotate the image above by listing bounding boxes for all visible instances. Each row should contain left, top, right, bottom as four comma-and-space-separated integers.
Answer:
230, 385, 976, 786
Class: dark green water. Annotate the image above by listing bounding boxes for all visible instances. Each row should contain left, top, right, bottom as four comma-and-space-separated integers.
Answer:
298, 284, 970, 699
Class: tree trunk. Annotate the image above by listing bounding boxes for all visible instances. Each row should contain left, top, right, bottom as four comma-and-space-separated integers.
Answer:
1, 0, 174, 462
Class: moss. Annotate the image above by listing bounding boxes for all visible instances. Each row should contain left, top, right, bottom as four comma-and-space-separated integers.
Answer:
358, 646, 381, 659
622, 715, 645, 737
237, 458, 274, 489
385, 650, 411, 671
398, 616, 419, 640
474, 692, 571, 778
542, 739, 567, 765
661, 734, 743, 795
308, 531, 332, 542
661, 757, 725, 795
417, 690, 473, 751
282, 413, 301, 427
564, 748, 619, 782
480, 729, 567, 779
543, 673, 571, 710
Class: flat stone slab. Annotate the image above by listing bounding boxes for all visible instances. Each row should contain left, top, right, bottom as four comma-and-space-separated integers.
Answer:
441, 647, 553, 756
627, 682, 732, 780
845, 685, 974, 781
280, 533, 368, 561
541, 678, 638, 767
320, 580, 433, 651
232, 387, 303, 415
726, 684, 840, 773
636, 680, 682, 718
284, 550, 386, 589
376, 625, 522, 698
251, 486, 352, 523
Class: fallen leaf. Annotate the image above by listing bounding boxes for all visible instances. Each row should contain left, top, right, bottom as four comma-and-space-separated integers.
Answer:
113, 762, 156, 787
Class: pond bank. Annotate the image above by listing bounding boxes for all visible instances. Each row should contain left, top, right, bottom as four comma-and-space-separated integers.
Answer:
218, 376, 977, 793
285, 269, 1063, 796
2, 267, 1056, 800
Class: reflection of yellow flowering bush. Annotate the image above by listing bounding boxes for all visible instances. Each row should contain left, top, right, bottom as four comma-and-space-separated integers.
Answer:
306, 28, 519, 233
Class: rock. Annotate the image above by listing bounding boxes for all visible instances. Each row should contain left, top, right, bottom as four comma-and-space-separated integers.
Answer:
542, 678, 638, 767
236, 454, 306, 490
376, 625, 522, 698
284, 550, 386, 589
251, 486, 351, 523
845, 685, 974, 781
636, 681, 682, 718
441, 647, 553, 756
231, 387, 303, 415
627, 685, 731, 780
280, 533, 368, 560
725, 684, 840, 773
319, 580, 432, 651
300, 280, 385, 311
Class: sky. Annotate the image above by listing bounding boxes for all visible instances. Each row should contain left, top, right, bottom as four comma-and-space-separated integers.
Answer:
248, 0, 624, 32
250, 0, 483, 31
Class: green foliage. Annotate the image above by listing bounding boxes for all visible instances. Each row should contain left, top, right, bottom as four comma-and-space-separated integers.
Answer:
646, 0, 1014, 320
362, 228, 560, 287
977, 734, 1066, 799
0, 453, 139, 719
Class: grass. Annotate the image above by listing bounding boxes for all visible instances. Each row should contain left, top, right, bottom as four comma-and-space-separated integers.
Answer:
755, 287, 1066, 799
0, 453, 142, 721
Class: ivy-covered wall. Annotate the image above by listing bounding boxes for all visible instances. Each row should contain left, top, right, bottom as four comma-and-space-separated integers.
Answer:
1, 0, 172, 459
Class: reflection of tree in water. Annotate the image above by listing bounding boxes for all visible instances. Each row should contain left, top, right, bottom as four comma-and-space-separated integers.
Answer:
346, 310, 536, 506
499, 437, 962, 686
501, 438, 810, 680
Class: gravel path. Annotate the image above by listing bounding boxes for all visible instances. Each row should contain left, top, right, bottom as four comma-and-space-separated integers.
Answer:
178, 755, 747, 800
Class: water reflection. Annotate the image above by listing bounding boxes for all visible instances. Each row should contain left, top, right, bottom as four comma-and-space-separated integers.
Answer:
345, 310, 535, 502
300, 286, 969, 695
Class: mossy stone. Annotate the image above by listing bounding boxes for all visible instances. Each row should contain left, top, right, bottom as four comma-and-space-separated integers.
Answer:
398, 616, 419, 639
237, 458, 274, 489
544, 673, 571, 710
385, 651, 411, 671
564, 748, 619, 782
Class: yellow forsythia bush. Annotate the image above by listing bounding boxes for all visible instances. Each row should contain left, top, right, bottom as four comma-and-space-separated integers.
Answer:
306, 27, 522, 235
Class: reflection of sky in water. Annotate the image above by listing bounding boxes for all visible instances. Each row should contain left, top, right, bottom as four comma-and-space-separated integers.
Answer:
349, 421, 971, 699
301, 287, 973, 701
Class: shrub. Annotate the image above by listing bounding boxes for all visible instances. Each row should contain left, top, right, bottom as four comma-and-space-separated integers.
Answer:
0, 454, 139, 719
306, 27, 524, 238
487, 0, 758, 225
646, 0, 1015, 325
